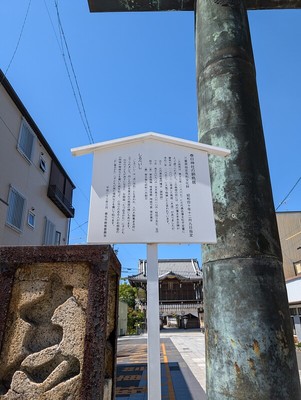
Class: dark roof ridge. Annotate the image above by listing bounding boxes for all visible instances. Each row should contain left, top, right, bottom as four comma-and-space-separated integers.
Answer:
0, 69, 75, 188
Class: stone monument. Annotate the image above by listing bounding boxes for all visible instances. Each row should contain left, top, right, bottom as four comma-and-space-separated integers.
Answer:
0, 245, 120, 400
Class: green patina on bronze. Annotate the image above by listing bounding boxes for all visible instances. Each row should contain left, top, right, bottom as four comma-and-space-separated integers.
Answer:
195, 1, 300, 397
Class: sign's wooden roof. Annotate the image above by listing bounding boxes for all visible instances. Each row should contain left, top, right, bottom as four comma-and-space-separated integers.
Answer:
71, 131, 230, 158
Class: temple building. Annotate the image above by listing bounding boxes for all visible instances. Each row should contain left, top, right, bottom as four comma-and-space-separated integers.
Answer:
128, 259, 203, 329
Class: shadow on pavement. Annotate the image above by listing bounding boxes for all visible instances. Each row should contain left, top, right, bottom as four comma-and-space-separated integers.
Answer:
116, 362, 194, 399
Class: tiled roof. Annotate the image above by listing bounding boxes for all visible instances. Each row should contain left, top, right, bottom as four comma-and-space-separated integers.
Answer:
128, 259, 202, 283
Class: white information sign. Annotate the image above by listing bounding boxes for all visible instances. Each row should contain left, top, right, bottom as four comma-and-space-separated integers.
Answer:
72, 132, 230, 400
72, 133, 230, 244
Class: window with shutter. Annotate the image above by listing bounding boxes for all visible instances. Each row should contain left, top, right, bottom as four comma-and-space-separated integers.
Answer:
27, 211, 36, 228
43, 217, 56, 245
294, 261, 301, 275
55, 231, 61, 245
6, 187, 26, 231
17, 120, 35, 162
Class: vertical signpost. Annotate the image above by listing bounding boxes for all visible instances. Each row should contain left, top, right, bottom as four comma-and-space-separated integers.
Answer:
72, 131, 229, 399
147, 243, 160, 399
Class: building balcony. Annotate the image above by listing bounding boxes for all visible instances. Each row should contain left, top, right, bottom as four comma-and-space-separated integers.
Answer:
159, 301, 202, 308
158, 301, 203, 315
47, 185, 75, 218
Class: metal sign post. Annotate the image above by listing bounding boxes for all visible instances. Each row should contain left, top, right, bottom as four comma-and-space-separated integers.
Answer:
72, 131, 229, 400
146, 243, 160, 399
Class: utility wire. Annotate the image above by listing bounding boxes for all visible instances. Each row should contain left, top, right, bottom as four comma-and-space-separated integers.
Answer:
43, 0, 63, 52
276, 176, 301, 211
0, 1, 91, 239
1, 0, 32, 83
54, 0, 94, 144
71, 220, 88, 233
45, 0, 93, 144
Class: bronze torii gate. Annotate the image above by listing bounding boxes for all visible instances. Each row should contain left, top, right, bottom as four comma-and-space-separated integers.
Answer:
87, 1, 301, 399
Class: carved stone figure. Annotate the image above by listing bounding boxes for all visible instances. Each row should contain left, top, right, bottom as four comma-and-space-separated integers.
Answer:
0, 264, 88, 400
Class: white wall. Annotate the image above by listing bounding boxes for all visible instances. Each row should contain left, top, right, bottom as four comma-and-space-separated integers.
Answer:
286, 277, 301, 303
0, 85, 70, 245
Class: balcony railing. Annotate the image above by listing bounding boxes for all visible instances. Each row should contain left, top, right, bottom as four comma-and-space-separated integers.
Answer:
159, 302, 203, 314
47, 185, 75, 218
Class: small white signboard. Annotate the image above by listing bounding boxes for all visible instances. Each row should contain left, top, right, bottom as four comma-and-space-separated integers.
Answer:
72, 132, 230, 400
71, 132, 230, 244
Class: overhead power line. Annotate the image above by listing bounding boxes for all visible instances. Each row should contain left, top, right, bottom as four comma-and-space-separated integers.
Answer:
43, 0, 62, 51
54, 0, 95, 144
1, 0, 32, 83
71, 219, 88, 233
276, 176, 301, 211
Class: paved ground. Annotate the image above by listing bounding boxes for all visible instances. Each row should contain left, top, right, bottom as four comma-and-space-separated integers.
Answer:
116, 329, 205, 400
116, 329, 301, 399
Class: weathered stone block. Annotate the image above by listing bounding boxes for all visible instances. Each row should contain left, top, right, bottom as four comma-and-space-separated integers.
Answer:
0, 245, 121, 400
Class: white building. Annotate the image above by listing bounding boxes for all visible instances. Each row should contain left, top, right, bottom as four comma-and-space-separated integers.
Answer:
286, 276, 301, 342
0, 70, 75, 245
276, 211, 301, 279
276, 212, 301, 341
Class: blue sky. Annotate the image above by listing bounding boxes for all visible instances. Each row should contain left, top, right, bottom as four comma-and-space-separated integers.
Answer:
1, 2, 300, 276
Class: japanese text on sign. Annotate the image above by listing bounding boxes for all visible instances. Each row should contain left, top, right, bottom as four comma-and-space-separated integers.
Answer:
102, 153, 199, 238
89, 140, 216, 243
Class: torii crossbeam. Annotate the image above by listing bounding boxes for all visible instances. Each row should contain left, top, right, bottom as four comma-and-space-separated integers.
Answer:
88, 0, 301, 11
86, 1, 301, 399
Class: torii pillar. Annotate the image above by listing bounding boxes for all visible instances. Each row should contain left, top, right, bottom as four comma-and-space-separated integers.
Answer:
86, 1, 301, 398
